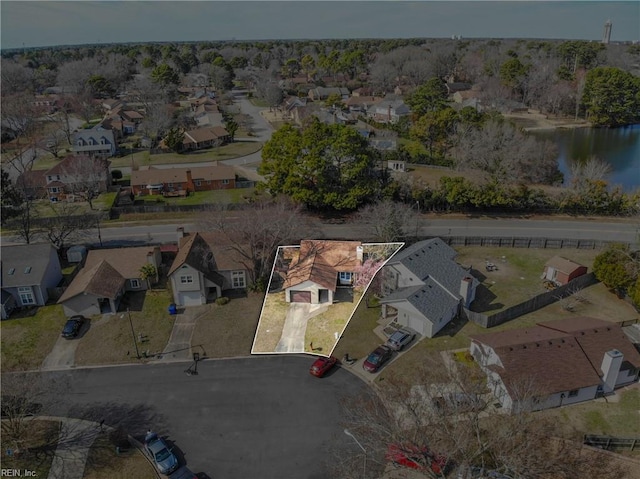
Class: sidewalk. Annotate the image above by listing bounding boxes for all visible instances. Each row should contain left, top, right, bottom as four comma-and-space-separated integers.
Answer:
46, 417, 101, 479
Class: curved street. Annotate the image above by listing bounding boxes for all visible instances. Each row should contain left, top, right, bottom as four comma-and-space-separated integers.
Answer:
41, 356, 365, 479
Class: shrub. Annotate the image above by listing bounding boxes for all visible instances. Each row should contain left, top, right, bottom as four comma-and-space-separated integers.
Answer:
215, 297, 230, 306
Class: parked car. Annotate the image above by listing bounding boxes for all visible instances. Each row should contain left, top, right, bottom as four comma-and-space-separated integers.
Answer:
386, 443, 447, 474
144, 431, 179, 475
310, 356, 338, 377
385, 329, 416, 351
363, 345, 393, 373
61, 315, 85, 339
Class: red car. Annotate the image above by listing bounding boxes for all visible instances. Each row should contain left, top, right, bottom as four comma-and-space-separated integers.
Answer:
309, 356, 338, 377
362, 345, 393, 373
386, 443, 447, 474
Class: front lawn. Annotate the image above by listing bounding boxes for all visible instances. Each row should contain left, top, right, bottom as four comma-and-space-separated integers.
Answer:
192, 292, 264, 358
0, 419, 60, 478
83, 430, 156, 479
332, 291, 383, 362
109, 141, 262, 168
74, 289, 175, 366
252, 291, 289, 353
305, 290, 363, 355
0, 305, 68, 372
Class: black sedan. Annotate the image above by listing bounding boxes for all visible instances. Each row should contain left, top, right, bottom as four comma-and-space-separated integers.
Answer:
61, 315, 85, 339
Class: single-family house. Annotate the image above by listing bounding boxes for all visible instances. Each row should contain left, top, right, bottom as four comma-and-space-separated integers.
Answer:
1, 244, 63, 318
283, 240, 363, 304
32, 94, 60, 114
72, 127, 117, 158
168, 231, 249, 306
58, 246, 162, 317
182, 126, 230, 151
367, 99, 411, 124
308, 87, 350, 102
379, 239, 478, 338
43, 155, 110, 203
543, 256, 588, 286
343, 95, 383, 113
470, 317, 640, 412
130, 164, 236, 196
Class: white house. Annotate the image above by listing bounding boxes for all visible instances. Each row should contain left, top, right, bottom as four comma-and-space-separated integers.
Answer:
470, 317, 640, 412
379, 239, 478, 338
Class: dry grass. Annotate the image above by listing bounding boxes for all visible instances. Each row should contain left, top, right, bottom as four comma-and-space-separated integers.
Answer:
75, 289, 175, 365
192, 292, 264, 358
454, 246, 603, 313
83, 432, 156, 479
407, 164, 490, 188
252, 291, 289, 353
305, 290, 363, 355
332, 292, 384, 361
0, 305, 68, 372
1, 419, 60, 477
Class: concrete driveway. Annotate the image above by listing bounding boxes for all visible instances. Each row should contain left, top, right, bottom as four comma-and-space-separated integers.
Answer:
158, 305, 211, 362
275, 303, 328, 353
44, 356, 367, 479
41, 335, 81, 370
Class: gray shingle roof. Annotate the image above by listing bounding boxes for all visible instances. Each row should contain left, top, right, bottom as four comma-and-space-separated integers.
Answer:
1, 244, 56, 288
382, 238, 472, 322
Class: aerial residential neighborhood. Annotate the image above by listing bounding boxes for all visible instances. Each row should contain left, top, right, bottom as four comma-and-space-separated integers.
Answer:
1, 1, 640, 478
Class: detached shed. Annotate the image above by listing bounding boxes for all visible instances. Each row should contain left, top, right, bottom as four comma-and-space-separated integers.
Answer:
543, 256, 588, 286
67, 245, 87, 264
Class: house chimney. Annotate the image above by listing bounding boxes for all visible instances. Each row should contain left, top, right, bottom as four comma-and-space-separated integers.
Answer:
601, 349, 623, 393
459, 276, 473, 308
177, 227, 185, 240
356, 245, 364, 263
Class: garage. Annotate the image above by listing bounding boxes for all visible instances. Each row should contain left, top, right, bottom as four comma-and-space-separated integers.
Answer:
290, 290, 311, 303
179, 291, 203, 306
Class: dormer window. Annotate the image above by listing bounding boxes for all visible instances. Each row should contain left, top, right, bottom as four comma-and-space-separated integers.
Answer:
100, 138, 106, 145
77, 140, 83, 146
8, 268, 15, 275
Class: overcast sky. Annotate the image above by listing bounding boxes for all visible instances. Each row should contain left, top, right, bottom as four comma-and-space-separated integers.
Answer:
1, 1, 638, 50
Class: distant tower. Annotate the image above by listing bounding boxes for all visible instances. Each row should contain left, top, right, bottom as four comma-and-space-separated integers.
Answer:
602, 19, 612, 44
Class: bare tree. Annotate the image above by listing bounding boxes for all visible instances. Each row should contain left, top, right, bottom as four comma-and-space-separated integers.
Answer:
570, 155, 612, 191
139, 102, 173, 148
355, 199, 421, 242
9, 150, 40, 244
332, 354, 625, 479
61, 156, 110, 210
1, 372, 69, 452
40, 203, 92, 251
199, 198, 318, 288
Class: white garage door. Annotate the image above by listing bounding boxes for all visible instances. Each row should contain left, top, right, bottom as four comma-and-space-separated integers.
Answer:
407, 316, 425, 336
179, 291, 202, 306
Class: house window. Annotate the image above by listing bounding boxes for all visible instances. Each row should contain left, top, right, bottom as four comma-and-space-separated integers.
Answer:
195, 180, 201, 186
180, 275, 193, 284
130, 279, 141, 289
77, 140, 83, 146
222, 179, 229, 185
568, 389, 579, 398
50, 197, 58, 202
56, 175, 60, 180
18, 286, 35, 305
207, 180, 211, 185
47, 175, 53, 181
168, 183, 173, 188
49, 187, 60, 193
232, 271, 246, 288
100, 138, 106, 145
339, 272, 352, 282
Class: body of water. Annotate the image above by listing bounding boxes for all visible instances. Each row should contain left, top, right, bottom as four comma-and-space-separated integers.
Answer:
533, 125, 640, 192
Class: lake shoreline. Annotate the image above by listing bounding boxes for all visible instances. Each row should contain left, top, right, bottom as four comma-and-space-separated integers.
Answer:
504, 110, 592, 132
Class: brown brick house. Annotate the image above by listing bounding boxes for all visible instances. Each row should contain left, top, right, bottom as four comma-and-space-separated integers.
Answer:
130, 164, 236, 196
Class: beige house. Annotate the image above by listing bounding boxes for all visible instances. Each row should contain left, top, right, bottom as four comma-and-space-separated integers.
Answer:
283, 240, 363, 304
58, 246, 161, 317
168, 231, 248, 306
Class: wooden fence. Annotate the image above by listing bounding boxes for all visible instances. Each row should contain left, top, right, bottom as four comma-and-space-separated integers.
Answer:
464, 273, 598, 328
442, 236, 617, 250
584, 435, 640, 451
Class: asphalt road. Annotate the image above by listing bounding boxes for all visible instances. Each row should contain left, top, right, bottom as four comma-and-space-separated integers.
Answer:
34, 216, 635, 249
42, 356, 365, 479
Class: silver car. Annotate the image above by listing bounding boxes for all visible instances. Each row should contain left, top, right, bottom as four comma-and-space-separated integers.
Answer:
385, 329, 416, 351
144, 432, 179, 475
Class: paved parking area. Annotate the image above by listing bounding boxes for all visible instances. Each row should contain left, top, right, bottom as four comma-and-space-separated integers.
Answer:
47, 355, 366, 479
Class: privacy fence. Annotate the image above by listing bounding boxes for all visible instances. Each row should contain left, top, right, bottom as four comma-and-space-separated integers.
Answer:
464, 273, 599, 329
441, 236, 618, 250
